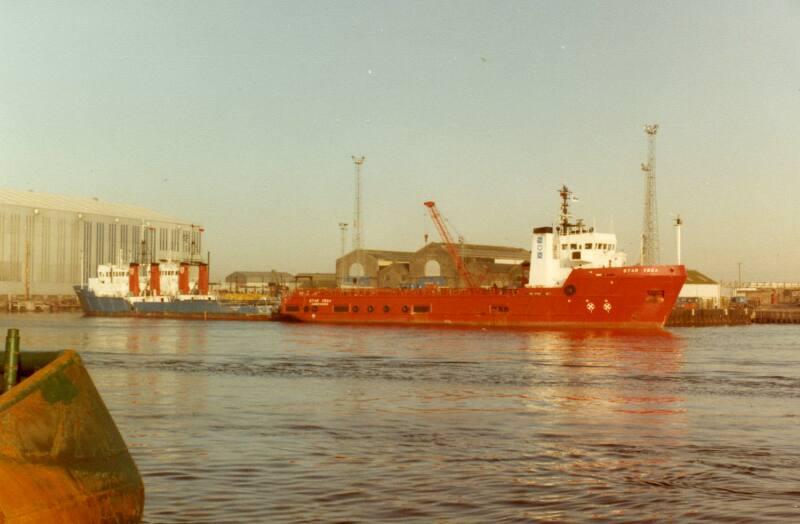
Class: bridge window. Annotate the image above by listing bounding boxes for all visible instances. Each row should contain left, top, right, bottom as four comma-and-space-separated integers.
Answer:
585, 243, 592, 249
570, 243, 577, 249
561, 244, 567, 250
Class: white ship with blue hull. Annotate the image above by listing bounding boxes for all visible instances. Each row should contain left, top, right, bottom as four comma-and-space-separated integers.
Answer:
75, 261, 276, 320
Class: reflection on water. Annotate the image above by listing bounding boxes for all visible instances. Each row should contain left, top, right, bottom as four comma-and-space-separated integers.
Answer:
7, 314, 800, 522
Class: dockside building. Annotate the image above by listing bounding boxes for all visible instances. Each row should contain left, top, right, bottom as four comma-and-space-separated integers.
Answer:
337, 243, 531, 289
0, 188, 202, 297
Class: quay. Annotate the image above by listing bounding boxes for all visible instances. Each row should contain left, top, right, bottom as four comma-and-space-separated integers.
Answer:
3, 294, 82, 313
666, 308, 752, 327
753, 307, 800, 324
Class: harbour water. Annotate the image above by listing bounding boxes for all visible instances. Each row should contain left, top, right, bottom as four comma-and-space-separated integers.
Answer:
8, 314, 799, 522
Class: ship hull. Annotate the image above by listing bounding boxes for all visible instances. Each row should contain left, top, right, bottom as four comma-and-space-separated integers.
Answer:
74, 286, 276, 321
280, 266, 686, 329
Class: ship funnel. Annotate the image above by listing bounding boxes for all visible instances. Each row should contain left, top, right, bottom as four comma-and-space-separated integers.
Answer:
178, 262, 190, 294
198, 263, 209, 295
528, 227, 560, 287
149, 263, 161, 296
129, 263, 140, 296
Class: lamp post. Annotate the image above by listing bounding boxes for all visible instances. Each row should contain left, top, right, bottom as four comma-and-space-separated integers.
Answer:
78, 213, 85, 288
737, 262, 742, 289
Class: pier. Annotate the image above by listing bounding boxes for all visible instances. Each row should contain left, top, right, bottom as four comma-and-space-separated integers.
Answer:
666, 308, 752, 327
753, 307, 800, 324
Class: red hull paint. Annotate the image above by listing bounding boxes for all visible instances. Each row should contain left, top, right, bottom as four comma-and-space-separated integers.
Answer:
281, 265, 686, 329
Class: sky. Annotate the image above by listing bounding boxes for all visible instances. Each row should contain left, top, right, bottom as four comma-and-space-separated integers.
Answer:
1, 1, 798, 281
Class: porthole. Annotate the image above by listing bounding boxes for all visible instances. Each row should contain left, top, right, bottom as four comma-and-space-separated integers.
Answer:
367, 305, 374, 313
564, 284, 576, 296
401, 305, 409, 313
352, 305, 360, 313
383, 305, 390, 313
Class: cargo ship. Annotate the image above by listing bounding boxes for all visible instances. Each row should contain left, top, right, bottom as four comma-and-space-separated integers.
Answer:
75, 260, 277, 320
280, 187, 686, 329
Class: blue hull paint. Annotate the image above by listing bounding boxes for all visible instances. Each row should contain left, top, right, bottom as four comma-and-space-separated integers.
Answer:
74, 287, 276, 320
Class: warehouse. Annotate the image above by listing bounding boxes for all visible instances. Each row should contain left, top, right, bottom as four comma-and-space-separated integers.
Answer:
337, 243, 530, 289
0, 188, 202, 298
336, 249, 414, 287
410, 243, 530, 288
224, 271, 293, 293
678, 269, 721, 308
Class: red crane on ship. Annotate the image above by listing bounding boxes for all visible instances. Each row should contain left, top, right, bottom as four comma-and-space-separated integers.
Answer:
423, 201, 478, 289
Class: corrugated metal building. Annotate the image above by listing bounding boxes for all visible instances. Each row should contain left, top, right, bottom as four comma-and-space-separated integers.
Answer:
0, 188, 202, 297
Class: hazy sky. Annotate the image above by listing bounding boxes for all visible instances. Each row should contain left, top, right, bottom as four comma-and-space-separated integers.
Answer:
1, 1, 798, 281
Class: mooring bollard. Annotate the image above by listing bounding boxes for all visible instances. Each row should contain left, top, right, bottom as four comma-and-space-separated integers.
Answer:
3, 328, 20, 392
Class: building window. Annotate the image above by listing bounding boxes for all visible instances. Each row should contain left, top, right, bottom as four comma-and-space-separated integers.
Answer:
424, 260, 441, 277
349, 262, 365, 277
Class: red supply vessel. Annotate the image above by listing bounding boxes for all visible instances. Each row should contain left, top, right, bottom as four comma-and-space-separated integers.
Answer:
280, 186, 686, 329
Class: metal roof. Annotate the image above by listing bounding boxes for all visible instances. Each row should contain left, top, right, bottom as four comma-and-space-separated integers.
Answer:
0, 187, 193, 225
225, 271, 294, 282
343, 249, 415, 261
686, 269, 718, 285
426, 242, 530, 260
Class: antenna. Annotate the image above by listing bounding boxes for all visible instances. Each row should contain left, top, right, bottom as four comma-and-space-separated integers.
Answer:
557, 185, 572, 234
640, 124, 660, 265
338, 222, 349, 257
351, 156, 365, 251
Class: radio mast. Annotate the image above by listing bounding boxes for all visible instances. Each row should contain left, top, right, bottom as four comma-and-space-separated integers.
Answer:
338, 222, 349, 256
640, 124, 660, 265
351, 156, 365, 251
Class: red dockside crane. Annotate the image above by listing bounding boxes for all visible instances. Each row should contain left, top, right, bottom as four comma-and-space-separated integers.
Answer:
424, 201, 478, 289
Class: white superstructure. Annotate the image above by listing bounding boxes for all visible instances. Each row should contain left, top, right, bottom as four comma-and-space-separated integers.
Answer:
87, 260, 207, 299
528, 186, 627, 287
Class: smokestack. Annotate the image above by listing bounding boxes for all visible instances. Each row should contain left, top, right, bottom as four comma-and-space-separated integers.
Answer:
149, 263, 160, 296
179, 262, 190, 294
129, 263, 140, 296
198, 263, 209, 295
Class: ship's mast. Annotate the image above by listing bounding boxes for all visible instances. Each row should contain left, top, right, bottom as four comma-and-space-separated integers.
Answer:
351, 156, 365, 251
558, 185, 572, 235
556, 185, 590, 236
